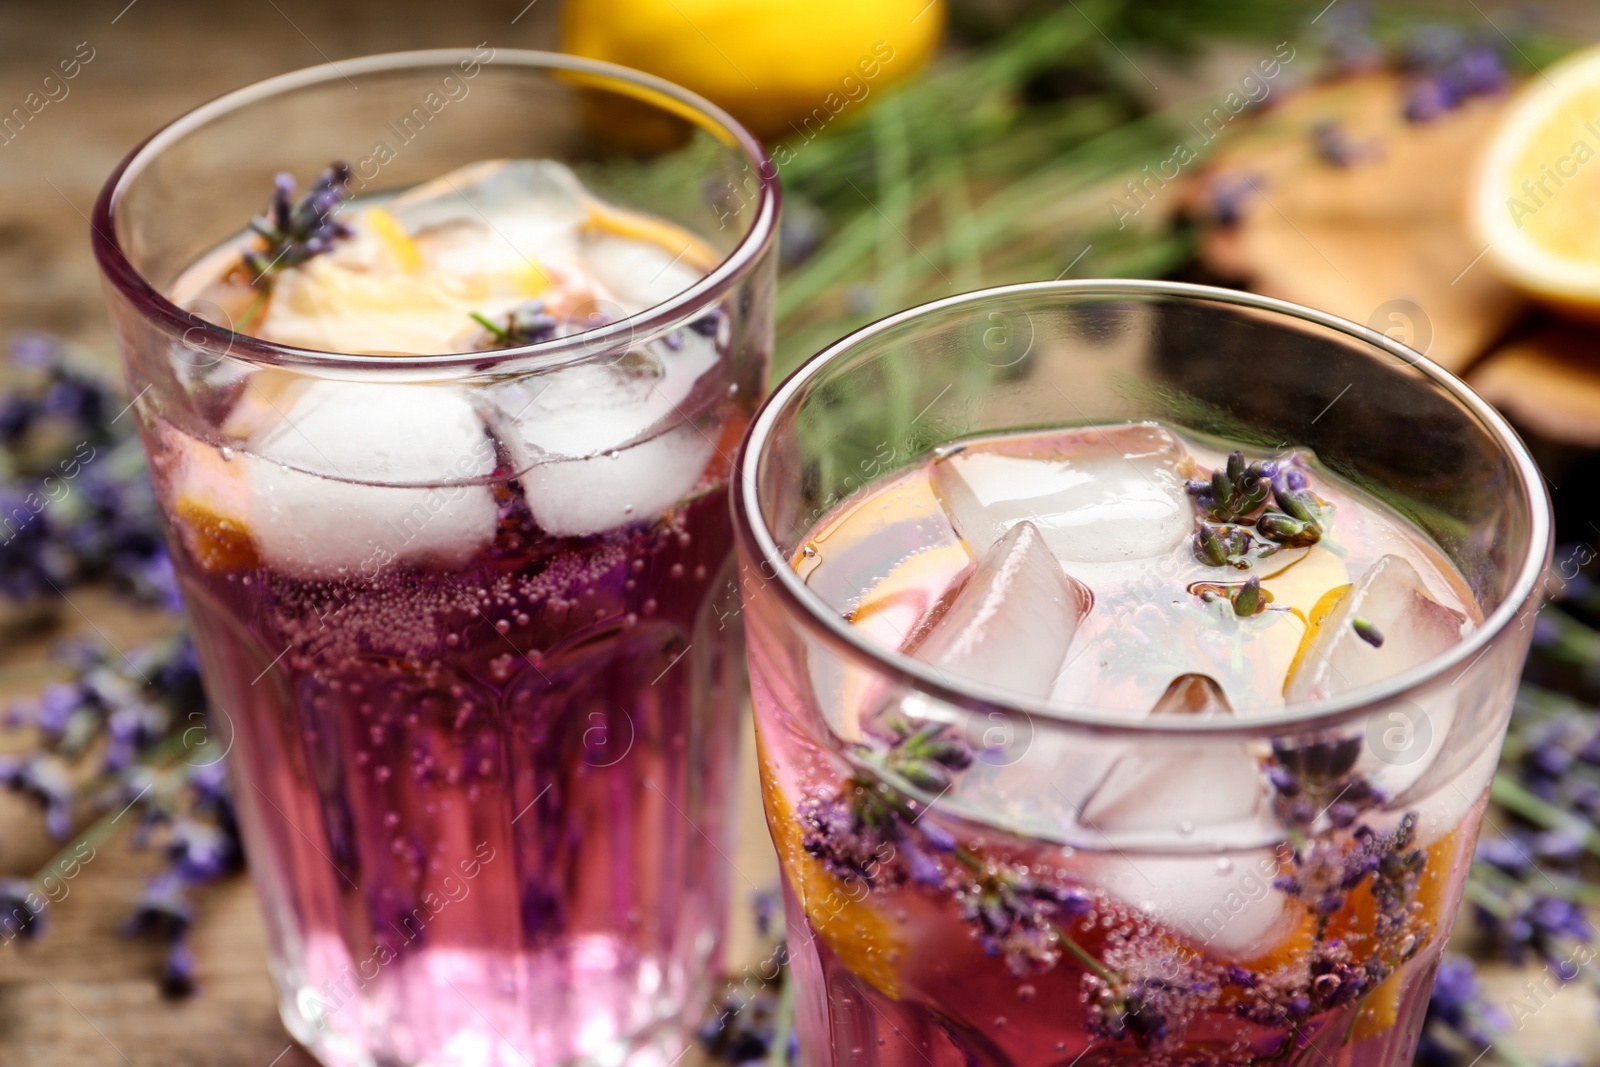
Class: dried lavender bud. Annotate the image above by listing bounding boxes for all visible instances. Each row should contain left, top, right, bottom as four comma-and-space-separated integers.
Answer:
1232, 576, 1264, 617
1256, 510, 1321, 548
1352, 617, 1385, 648
1194, 524, 1228, 567
1225, 450, 1246, 487
1210, 468, 1237, 516
243, 163, 354, 285
1274, 484, 1321, 527
1271, 736, 1363, 787
1313, 119, 1364, 168
160, 941, 198, 999
1236, 476, 1271, 517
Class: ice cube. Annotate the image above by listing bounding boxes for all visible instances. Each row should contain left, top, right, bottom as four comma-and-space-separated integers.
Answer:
386, 159, 590, 272
1284, 555, 1469, 703
244, 380, 499, 578
910, 521, 1092, 700
487, 329, 722, 537
1073, 677, 1286, 955
931, 423, 1195, 568
1080, 676, 1264, 834
580, 230, 705, 315
1088, 850, 1293, 958
518, 423, 715, 537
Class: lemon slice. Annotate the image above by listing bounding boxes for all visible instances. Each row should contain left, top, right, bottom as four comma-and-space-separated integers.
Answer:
1471, 44, 1600, 313
167, 435, 258, 572
583, 199, 720, 273
360, 207, 425, 272
757, 733, 906, 998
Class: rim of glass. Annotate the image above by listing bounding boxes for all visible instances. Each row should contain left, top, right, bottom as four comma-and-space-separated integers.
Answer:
734, 279, 1553, 739
91, 48, 780, 373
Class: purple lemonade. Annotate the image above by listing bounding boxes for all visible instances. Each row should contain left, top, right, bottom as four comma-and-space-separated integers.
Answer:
113, 136, 772, 1066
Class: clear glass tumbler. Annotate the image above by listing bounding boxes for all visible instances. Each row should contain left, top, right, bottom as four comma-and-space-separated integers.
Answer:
733, 281, 1550, 1067
93, 49, 777, 1067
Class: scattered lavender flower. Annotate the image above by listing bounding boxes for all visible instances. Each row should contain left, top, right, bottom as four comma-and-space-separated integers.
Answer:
0, 876, 45, 941
0, 336, 169, 604
750, 887, 782, 940
698, 988, 780, 1063
1206, 173, 1262, 228
243, 163, 354, 283
1399, 26, 1509, 124
1312, 119, 1371, 168
160, 940, 198, 998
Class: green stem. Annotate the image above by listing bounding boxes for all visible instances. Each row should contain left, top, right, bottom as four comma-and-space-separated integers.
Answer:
1489, 774, 1600, 859
1463, 877, 1513, 920
469, 311, 508, 340
32, 797, 131, 889
1482, 1027, 1541, 1067
235, 289, 270, 334
766, 970, 794, 1067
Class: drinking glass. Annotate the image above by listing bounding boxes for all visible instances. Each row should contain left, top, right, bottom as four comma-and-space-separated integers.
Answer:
94, 49, 777, 1067
733, 281, 1550, 1067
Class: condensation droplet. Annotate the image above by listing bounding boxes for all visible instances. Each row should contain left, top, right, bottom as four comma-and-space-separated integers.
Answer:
1215, 858, 1234, 874
1017, 984, 1036, 1001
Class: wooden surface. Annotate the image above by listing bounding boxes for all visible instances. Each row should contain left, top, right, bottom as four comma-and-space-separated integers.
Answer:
6, 2, 1600, 1065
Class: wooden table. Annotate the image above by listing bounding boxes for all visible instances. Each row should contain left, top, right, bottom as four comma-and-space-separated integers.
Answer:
6, 1, 1600, 1064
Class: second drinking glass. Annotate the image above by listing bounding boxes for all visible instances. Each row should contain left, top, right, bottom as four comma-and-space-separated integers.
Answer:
735, 282, 1549, 1067
94, 49, 777, 1067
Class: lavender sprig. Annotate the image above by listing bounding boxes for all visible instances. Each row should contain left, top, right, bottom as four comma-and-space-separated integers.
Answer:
242, 163, 354, 285
470, 299, 559, 350
799, 713, 1119, 985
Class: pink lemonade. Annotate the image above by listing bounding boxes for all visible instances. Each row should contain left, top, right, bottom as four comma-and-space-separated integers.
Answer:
138, 159, 763, 1066
753, 423, 1491, 1067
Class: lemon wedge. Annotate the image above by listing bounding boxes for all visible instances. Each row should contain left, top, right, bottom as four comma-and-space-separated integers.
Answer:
583, 199, 720, 273
757, 733, 907, 998
1471, 44, 1600, 314
360, 207, 424, 272
167, 435, 258, 572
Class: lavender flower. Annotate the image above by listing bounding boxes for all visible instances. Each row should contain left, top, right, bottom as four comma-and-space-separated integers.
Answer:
798, 719, 972, 887
1400, 27, 1509, 124
1312, 120, 1368, 168
0, 877, 45, 941
697, 988, 779, 1063
470, 299, 559, 350
121, 872, 193, 940
160, 940, 198, 999
1206, 173, 1261, 228
243, 163, 354, 283
958, 864, 1093, 974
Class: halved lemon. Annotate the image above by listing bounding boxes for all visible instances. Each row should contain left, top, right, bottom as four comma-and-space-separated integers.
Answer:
1471, 44, 1600, 315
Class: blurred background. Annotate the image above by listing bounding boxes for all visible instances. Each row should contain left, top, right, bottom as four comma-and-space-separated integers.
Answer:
9, 1, 1600, 1064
